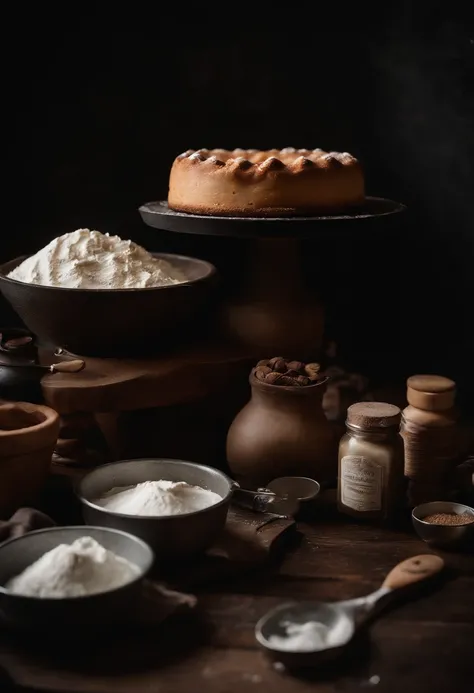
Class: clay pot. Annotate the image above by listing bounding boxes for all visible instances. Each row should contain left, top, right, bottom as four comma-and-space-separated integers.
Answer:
0, 401, 60, 518
226, 372, 337, 488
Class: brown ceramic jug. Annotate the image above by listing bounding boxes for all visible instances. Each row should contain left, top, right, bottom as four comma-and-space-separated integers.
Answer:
226, 372, 337, 488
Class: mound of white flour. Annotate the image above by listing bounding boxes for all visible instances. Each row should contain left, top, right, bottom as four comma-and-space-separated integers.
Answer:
95, 480, 222, 517
7, 229, 187, 289
267, 619, 350, 652
6, 536, 140, 598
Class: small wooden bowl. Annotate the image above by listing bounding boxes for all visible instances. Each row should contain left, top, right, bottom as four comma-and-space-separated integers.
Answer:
0, 401, 59, 518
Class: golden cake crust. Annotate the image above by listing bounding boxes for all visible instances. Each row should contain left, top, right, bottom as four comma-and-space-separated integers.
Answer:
168, 148, 365, 217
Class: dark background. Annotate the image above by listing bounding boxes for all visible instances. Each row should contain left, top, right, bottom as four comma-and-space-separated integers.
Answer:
5, 7, 474, 410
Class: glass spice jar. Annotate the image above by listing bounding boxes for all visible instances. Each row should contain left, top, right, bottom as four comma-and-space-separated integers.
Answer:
337, 402, 405, 523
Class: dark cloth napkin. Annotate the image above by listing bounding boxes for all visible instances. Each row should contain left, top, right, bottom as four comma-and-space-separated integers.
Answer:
0, 508, 55, 542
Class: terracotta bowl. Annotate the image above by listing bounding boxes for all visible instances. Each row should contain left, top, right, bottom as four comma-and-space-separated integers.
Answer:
0, 401, 60, 519
0, 253, 218, 357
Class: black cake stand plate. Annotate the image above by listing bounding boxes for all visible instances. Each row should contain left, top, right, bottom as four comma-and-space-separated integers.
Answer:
138, 198, 407, 358
139, 197, 406, 239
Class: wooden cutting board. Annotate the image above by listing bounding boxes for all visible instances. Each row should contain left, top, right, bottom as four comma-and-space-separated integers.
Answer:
39, 341, 254, 414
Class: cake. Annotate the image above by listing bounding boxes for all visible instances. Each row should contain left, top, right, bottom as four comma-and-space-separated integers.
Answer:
168, 148, 365, 217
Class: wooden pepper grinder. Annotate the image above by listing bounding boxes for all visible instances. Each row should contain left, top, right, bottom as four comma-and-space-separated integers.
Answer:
400, 375, 460, 507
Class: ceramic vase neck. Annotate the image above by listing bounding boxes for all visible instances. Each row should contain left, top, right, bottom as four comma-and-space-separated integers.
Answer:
250, 377, 327, 414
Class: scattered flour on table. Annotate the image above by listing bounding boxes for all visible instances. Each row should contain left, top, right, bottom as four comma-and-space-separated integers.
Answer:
6, 536, 140, 598
95, 480, 223, 517
7, 228, 188, 289
268, 618, 349, 652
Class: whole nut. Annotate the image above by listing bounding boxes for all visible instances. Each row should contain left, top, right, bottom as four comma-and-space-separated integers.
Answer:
286, 369, 301, 378
265, 371, 286, 385
286, 360, 305, 373
305, 362, 321, 372
267, 356, 283, 367
296, 375, 311, 386
305, 362, 321, 376
254, 365, 272, 381
270, 358, 287, 373
279, 375, 298, 386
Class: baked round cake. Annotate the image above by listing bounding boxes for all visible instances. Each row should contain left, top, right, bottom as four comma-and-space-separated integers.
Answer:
168, 148, 365, 217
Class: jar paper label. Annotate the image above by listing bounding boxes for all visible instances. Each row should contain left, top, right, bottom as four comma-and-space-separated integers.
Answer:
341, 455, 383, 512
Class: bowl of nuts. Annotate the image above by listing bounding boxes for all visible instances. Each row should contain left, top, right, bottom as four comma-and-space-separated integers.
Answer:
226, 357, 337, 488
253, 357, 324, 387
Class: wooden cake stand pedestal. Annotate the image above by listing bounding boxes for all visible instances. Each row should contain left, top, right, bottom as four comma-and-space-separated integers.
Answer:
39, 342, 254, 469
139, 198, 406, 359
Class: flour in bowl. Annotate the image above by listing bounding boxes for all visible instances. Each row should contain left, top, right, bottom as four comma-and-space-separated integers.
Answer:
7, 229, 188, 289
6, 536, 140, 598
95, 480, 223, 516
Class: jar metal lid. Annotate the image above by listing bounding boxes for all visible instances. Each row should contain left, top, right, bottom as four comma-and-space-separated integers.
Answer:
346, 401, 401, 430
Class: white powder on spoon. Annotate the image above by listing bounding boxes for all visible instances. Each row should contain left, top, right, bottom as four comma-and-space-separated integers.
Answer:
95, 480, 222, 517
6, 536, 140, 599
268, 618, 350, 652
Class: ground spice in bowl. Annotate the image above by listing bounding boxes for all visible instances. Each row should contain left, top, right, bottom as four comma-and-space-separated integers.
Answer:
422, 512, 474, 526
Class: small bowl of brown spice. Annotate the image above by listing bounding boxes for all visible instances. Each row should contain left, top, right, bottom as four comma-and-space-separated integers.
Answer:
412, 501, 474, 551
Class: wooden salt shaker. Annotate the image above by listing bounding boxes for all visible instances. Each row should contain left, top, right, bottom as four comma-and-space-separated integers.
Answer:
401, 375, 460, 507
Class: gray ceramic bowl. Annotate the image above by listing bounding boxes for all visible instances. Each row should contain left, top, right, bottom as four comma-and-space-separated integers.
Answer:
0, 526, 154, 631
0, 253, 217, 357
77, 459, 234, 560
412, 501, 474, 551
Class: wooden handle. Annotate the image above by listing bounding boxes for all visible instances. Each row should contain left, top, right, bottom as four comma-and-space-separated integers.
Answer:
382, 554, 444, 590
51, 359, 86, 374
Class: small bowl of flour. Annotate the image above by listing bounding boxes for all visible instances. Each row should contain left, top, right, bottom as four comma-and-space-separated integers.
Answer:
0, 229, 217, 357
0, 526, 154, 631
78, 458, 234, 560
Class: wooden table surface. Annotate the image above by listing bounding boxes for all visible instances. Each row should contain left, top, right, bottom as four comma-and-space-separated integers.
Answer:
1, 516, 473, 693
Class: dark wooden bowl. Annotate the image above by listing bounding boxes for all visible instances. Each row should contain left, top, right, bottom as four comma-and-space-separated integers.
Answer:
0, 254, 218, 357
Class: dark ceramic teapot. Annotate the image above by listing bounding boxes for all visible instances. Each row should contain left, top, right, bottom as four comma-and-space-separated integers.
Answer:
0, 328, 85, 403
0, 328, 42, 403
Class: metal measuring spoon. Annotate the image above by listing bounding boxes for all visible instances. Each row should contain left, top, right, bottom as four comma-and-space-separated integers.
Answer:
266, 477, 321, 506
232, 476, 321, 517
231, 485, 300, 517
255, 554, 444, 669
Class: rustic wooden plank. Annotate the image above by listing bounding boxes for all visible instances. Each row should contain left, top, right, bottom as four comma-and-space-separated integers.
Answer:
276, 523, 474, 581
2, 623, 473, 693
1, 518, 472, 692
195, 578, 474, 647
